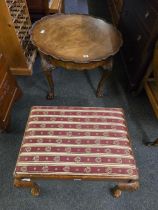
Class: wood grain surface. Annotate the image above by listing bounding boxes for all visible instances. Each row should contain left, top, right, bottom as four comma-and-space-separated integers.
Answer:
30, 14, 122, 63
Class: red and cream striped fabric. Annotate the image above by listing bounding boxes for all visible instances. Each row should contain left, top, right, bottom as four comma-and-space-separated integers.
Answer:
14, 106, 139, 179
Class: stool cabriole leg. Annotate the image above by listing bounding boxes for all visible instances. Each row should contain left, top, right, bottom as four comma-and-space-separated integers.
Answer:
14, 178, 40, 197
96, 60, 113, 97
31, 183, 40, 196
44, 66, 55, 100
112, 180, 139, 198
96, 71, 111, 97
40, 53, 55, 100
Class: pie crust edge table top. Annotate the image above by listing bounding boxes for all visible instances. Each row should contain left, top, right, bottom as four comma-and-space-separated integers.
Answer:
30, 14, 123, 63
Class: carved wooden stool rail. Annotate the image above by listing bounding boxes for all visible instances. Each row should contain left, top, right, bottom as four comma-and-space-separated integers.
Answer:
13, 106, 139, 197
30, 14, 123, 99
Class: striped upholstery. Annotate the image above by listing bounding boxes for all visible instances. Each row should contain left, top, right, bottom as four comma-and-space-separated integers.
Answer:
14, 106, 139, 179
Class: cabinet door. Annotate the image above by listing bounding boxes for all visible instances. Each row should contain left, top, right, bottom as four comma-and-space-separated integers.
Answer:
0, 72, 16, 119
133, 0, 158, 34
119, 0, 158, 89
0, 55, 22, 130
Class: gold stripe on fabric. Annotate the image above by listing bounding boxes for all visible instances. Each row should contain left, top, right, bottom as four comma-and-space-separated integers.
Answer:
19, 153, 134, 159
17, 163, 136, 169
21, 143, 130, 149
16, 162, 136, 168
28, 121, 126, 127
23, 139, 129, 144
30, 115, 124, 120
31, 108, 124, 114
24, 135, 129, 141
19, 152, 133, 158
15, 171, 138, 178
26, 128, 128, 134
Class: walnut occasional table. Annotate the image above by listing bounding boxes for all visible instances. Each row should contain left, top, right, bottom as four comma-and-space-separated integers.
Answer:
30, 14, 123, 99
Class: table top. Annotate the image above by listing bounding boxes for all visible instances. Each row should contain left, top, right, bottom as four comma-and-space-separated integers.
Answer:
30, 14, 123, 63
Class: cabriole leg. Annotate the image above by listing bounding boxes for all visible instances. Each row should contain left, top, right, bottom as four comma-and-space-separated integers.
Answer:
14, 178, 40, 197
40, 53, 55, 100
96, 61, 113, 97
112, 180, 139, 198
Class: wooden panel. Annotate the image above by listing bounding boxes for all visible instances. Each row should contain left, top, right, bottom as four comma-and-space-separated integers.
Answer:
0, 54, 22, 131
144, 40, 158, 118
153, 41, 158, 82
49, 0, 64, 13
0, 72, 16, 118
144, 81, 158, 118
0, 1, 27, 71
26, 0, 64, 20
0, 0, 36, 75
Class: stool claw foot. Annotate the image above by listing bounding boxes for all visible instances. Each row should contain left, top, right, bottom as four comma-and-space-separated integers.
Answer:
14, 178, 40, 196
112, 181, 139, 198
111, 186, 122, 198
46, 92, 54, 100
31, 184, 40, 197
96, 89, 104, 98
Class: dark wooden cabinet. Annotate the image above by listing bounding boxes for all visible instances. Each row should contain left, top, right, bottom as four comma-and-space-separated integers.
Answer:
119, 0, 158, 90
26, 0, 64, 21
0, 54, 22, 131
87, 0, 111, 22
26, 0, 48, 15
144, 40, 158, 118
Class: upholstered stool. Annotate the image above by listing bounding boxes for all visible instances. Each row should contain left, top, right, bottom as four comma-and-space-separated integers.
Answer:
14, 106, 139, 198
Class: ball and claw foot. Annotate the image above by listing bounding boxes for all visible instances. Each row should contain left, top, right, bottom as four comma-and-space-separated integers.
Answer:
111, 187, 122, 198
46, 92, 54, 100
31, 185, 40, 197
96, 90, 104, 98
111, 181, 139, 198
